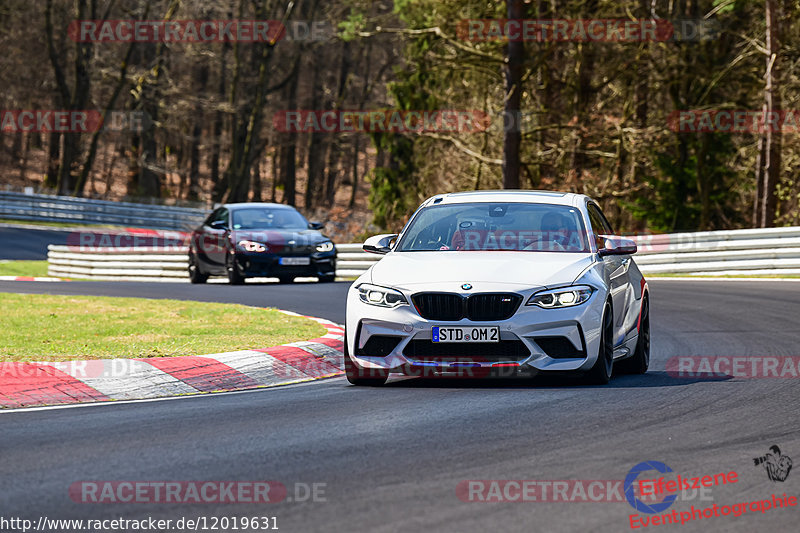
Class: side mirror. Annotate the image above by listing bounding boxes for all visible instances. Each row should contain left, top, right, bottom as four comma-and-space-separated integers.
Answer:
209, 220, 228, 230
597, 235, 637, 256
308, 221, 325, 230
363, 234, 398, 255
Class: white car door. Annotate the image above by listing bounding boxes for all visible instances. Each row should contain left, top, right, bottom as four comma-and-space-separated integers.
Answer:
587, 202, 631, 346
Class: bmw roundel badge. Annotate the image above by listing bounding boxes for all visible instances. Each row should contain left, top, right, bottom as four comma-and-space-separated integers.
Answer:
461, 283, 472, 290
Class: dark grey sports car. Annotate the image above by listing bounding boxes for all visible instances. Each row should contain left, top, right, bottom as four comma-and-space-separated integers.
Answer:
188, 203, 337, 284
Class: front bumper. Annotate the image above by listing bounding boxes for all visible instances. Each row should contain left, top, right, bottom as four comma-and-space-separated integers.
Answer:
345, 283, 606, 376
232, 250, 336, 278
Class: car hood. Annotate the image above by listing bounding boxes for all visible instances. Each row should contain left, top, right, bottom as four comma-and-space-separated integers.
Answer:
369, 251, 595, 289
230, 229, 328, 252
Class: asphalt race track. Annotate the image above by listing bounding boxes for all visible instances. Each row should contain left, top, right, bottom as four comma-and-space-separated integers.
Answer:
0, 280, 350, 323
2, 279, 800, 533
0, 226, 69, 260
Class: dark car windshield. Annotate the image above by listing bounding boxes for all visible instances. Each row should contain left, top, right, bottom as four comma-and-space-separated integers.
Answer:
231, 207, 309, 230
395, 202, 589, 252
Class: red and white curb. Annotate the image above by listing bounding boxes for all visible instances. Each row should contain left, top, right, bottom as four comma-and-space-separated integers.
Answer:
0, 311, 345, 409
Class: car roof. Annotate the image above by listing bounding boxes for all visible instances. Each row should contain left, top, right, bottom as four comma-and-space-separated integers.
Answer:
222, 202, 297, 210
421, 190, 590, 208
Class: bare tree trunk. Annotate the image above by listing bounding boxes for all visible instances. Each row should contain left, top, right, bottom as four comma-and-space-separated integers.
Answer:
502, 0, 524, 189
271, 148, 278, 203
210, 36, 230, 194
279, 70, 300, 206
305, 50, 329, 209
758, 0, 782, 228
189, 59, 209, 201
324, 41, 353, 206
348, 137, 360, 209
753, 135, 765, 226
19, 132, 30, 181
252, 157, 262, 201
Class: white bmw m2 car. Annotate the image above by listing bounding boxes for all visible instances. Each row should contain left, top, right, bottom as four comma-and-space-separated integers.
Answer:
345, 191, 650, 386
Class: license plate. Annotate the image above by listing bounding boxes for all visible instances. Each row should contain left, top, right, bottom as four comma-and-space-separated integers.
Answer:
432, 326, 499, 343
279, 257, 310, 266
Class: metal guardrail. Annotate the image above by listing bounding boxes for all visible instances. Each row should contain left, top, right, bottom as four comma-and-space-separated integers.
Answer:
47, 226, 800, 281
0, 191, 208, 230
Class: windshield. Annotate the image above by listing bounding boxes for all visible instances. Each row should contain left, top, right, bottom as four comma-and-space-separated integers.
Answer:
396, 202, 589, 252
231, 207, 308, 230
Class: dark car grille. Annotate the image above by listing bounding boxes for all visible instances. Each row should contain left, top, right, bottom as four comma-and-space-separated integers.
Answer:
412, 293, 522, 321
403, 339, 530, 362
534, 336, 585, 359
412, 293, 464, 321
356, 335, 402, 357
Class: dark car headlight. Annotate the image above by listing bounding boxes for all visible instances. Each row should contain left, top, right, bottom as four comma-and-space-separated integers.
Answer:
357, 283, 408, 308
238, 240, 266, 253
526, 286, 593, 308
316, 241, 335, 253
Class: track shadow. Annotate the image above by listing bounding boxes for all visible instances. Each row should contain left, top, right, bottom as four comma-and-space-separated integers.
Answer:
379, 370, 732, 390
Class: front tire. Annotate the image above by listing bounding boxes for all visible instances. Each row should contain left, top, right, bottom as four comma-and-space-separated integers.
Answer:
226, 255, 245, 285
344, 335, 387, 386
584, 302, 614, 385
278, 276, 295, 284
318, 274, 335, 283
188, 252, 208, 284
616, 296, 650, 375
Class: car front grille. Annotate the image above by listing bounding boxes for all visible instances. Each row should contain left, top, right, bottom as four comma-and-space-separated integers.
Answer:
402, 339, 530, 362
412, 293, 522, 321
412, 293, 464, 321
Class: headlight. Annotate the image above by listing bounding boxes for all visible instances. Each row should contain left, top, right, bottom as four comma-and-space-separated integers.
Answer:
316, 241, 334, 253
357, 283, 408, 308
238, 240, 266, 253
526, 285, 593, 308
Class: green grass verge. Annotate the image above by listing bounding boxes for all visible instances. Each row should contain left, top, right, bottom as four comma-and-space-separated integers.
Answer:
0, 260, 50, 277
1, 293, 327, 361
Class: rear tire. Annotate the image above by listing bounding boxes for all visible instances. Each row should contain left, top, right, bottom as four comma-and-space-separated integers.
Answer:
278, 276, 295, 284
616, 296, 650, 375
188, 252, 208, 284
584, 302, 614, 385
318, 274, 335, 283
344, 334, 387, 386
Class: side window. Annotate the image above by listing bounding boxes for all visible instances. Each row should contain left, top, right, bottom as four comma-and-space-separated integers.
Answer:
206, 208, 229, 227
587, 203, 612, 236
204, 209, 219, 226
216, 209, 229, 227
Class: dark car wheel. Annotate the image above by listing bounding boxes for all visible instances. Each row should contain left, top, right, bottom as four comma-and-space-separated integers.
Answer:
584, 302, 614, 385
616, 296, 650, 375
278, 276, 295, 284
188, 252, 208, 284
226, 255, 245, 285
318, 274, 335, 283
344, 335, 388, 386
